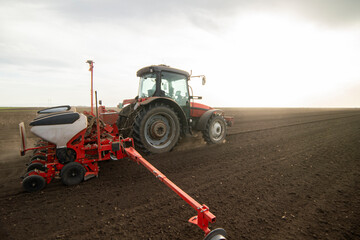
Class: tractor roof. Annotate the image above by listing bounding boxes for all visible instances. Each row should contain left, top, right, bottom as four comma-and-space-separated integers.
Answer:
137, 65, 190, 78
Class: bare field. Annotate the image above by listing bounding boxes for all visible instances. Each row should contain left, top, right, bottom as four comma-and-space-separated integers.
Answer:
0, 108, 360, 239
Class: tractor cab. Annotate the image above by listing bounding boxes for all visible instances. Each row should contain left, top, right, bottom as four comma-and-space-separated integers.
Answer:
137, 65, 190, 109
117, 64, 231, 154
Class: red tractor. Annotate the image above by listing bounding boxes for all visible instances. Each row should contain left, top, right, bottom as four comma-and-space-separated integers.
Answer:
117, 65, 233, 154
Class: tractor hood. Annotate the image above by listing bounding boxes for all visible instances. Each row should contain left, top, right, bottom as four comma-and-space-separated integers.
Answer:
190, 102, 212, 118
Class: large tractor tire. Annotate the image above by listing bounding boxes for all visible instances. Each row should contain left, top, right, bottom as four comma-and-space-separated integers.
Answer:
202, 114, 227, 144
117, 104, 132, 127
133, 103, 180, 154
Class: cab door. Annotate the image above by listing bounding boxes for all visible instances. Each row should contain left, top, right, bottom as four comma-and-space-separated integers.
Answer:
160, 71, 190, 118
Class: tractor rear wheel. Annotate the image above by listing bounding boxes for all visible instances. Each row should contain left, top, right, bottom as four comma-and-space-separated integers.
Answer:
60, 162, 86, 186
202, 114, 227, 144
133, 103, 180, 154
22, 174, 46, 192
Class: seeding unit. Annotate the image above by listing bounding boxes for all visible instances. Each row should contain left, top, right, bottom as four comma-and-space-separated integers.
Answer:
18, 62, 227, 239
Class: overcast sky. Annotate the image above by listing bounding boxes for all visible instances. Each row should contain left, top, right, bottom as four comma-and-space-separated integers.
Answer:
1, 0, 359, 107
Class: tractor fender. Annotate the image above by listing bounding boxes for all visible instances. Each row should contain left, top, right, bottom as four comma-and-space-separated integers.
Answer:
139, 97, 188, 132
195, 109, 224, 131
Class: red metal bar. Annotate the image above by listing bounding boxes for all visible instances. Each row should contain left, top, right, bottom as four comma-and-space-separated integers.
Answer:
95, 91, 102, 161
124, 146, 216, 235
87, 60, 94, 115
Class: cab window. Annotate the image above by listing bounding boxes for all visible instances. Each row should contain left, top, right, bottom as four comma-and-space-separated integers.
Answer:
138, 73, 157, 98
161, 72, 188, 106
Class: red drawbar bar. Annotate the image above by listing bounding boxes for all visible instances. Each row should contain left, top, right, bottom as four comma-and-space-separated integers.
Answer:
125, 146, 216, 235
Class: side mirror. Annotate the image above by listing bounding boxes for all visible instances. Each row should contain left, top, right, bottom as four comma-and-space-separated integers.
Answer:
189, 74, 206, 85
202, 76, 206, 85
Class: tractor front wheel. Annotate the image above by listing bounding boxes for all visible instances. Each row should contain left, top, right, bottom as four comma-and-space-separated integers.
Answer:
60, 162, 86, 186
133, 103, 180, 154
202, 114, 227, 144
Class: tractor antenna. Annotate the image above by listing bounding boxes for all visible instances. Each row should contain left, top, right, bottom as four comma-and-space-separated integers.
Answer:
86, 60, 94, 115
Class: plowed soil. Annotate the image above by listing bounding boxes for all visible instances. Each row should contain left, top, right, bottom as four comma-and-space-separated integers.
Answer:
0, 108, 360, 239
